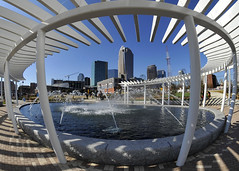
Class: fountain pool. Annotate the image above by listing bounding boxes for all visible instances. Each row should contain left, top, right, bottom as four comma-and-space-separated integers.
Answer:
20, 102, 213, 140
16, 102, 225, 165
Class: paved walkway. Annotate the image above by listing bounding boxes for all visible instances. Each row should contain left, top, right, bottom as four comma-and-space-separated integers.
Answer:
0, 105, 238, 170
210, 91, 224, 98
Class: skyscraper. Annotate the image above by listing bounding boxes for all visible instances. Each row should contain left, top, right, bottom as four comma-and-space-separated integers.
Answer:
91, 60, 108, 86
85, 77, 90, 86
108, 69, 118, 78
147, 65, 157, 80
77, 73, 85, 81
157, 70, 166, 78
207, 74, 219, 88
118, 46, 134, 80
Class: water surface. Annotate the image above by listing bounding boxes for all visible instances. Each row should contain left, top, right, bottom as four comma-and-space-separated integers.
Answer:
20, 102, 214, 140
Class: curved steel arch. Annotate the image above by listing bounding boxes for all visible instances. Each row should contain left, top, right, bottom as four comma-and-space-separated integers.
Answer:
6, 1, 235, 65
2, 0, 237, 167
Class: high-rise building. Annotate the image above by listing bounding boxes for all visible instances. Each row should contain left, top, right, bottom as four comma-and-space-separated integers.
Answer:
30, 83, 37, 94
85, 77, 90, 86
91, 60, 108, 86
118, 46, 134, 80
77, 73, 85, 82
51, 78, 54, 85
147, 65, 157, 80
207, 74, 219, 88
157, 70, 166, 78
108, 69, 118, 78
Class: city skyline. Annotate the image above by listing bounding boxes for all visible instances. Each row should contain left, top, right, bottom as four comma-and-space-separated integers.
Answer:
0, 0, 214, 86
49, 50, 169, 82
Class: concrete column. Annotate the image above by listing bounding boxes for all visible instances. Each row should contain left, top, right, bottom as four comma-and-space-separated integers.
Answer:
126, 85, 129, 104
167, 83, 170, 105
221, 65, 227, 112
15, 81, 18, 106
1, 77, 3, 100
202, 76, 207, 107
4, 61, 19, 134
144, 85, 146, 104
181, 80, 185, 106
177, 15, 201, 166
36, 29, 66, 163
228, 68, 231, 105
162, 83, 165, 105
225, 53, 237, 133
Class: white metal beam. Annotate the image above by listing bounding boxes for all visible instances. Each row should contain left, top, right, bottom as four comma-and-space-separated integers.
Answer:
162, 0, 190, 43
70, 0, 114, 43
173, 0, 212, 44
36, 29, 66, 163
4, 60, 19, 134
3, 0, 90, 45
149, 0, 163, 42
221, 65, 227, 112
173, 0, 234, 44
101, 0, 126, 42
134, 15, 140, 42
177, 15, 201, 166
38, 0, 101, 44
0, 6, 78, 48
181, 0, 235, 46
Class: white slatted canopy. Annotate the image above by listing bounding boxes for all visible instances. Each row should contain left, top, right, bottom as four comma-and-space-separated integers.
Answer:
0, 0, 238, 166
0, 0, 237, 81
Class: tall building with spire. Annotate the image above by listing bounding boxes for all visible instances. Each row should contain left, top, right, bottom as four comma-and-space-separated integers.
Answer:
166, 46, 172, 77
118, 46, 134, 80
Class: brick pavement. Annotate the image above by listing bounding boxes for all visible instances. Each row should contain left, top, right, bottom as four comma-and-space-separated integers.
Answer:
0, 105, 238, 170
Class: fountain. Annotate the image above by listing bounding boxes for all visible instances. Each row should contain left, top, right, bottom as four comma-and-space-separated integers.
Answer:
149, 94, 183, 127
28, 96, 39, 111
17, 92, 225, 165
58, 94, 75, 125
101, 90, 120, 134
59, 103, 66, 125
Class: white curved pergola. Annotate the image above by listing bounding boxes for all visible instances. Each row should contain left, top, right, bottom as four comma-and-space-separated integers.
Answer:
0, 0, 238, 166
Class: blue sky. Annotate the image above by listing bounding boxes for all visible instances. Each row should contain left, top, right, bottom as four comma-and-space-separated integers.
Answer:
1, 0, 228, 85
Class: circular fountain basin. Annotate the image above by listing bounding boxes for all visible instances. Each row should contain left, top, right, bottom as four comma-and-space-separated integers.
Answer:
20, 103, 215, 139
15, 103, 225, 165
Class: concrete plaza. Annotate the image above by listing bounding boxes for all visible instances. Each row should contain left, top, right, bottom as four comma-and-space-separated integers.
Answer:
0, 104, 238, 170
